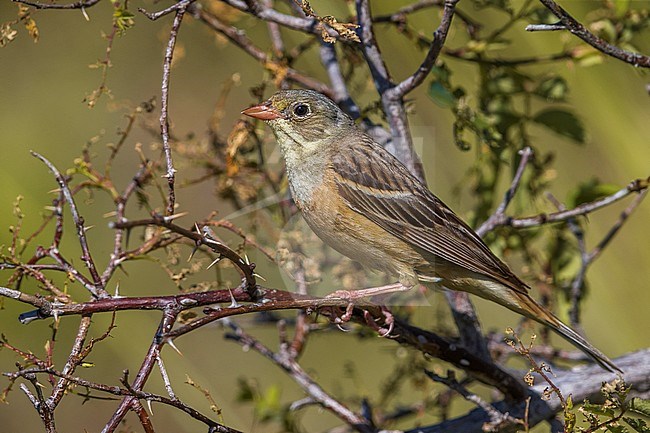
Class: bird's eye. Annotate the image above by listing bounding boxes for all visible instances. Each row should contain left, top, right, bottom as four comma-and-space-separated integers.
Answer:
293, 103, 310, 117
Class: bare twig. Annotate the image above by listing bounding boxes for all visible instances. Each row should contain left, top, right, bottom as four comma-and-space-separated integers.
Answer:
548, 188, 648, 327
425, 369, 523, 431
31, 151, 108, 299
139, 0, 193, 21
159, 2, 195, 216
356, 0, 426, 179
101, 162, 154, 285
219, 0, 331, 36
476, 147, 534, 237
20, 372, 56, 433
486, 177, 649, 230
391, 0, 459, 98
223, 319, 376, 433
529, 0, 650, 68
48, 316, 93, 407
319, 42, 361, 119
11, 0, 100, 10
192, 5, 332, 95
111, 216, 258, 292
263, 0, 285, 59
102, 309, 178, 433
8, 367, 240, 433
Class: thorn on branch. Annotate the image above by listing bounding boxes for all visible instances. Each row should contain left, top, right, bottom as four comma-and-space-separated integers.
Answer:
525, 23, 566, 32
138, 0, 195, 21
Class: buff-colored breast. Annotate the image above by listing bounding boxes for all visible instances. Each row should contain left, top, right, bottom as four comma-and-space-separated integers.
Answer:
297, 173, 427, 287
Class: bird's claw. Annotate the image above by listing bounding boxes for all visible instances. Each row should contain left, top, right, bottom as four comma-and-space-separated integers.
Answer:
363, 307, 396, 337
328, 300, 396, 338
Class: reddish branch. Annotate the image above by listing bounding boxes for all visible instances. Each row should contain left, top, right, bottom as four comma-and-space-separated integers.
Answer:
111, 216, 258, 293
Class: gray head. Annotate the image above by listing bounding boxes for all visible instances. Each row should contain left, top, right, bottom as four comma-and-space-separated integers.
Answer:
241, 89, 355, 146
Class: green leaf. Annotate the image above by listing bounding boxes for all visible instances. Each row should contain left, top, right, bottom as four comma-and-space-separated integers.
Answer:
565, 395, 576, 431
493, 110, 521, 132
486, 69, 526, 95
236, 377, 255, 402
574, 48, 605, 67
533, 109, 585, 144
606, 424, 630, 433
628, 397, 650, 417
582, 402, 616, 418
428, 81, 457, 108
614, 0, 631, 17
624, 417, 648, 433
567, 178, 620, 207
255, 384, 282, 421
534, 76, 569, 102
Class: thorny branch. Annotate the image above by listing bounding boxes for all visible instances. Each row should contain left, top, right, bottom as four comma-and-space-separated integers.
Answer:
157, 0, 194, 216
31, 152, 108, 299
10, 0, 100, 10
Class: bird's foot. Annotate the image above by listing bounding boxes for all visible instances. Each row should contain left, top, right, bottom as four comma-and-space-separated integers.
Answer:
363, 307, 396, 337
328, 301, 396, 337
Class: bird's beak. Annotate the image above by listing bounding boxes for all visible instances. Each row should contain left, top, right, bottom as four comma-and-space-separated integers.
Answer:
241, 100, 286, 121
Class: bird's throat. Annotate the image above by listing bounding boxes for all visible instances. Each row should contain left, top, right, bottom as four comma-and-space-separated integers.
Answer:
278, 137, 327, 207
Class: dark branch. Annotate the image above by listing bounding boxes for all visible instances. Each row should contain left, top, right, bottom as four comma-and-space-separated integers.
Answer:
11, 0, 100, 10
391, 0, 459, 98
410, 349, 650, 433
530, 0, 650, 68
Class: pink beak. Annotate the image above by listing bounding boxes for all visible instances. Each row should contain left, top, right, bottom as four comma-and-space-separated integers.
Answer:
241, 100, 285, 121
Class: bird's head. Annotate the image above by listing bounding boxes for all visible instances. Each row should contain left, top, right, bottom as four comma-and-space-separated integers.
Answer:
242, 90, 354, 154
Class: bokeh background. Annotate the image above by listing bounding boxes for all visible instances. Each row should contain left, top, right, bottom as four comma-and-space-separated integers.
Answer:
1, 1, 649, 432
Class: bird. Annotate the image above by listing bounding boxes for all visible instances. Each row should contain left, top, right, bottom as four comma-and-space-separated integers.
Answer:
242, 89, 621, 373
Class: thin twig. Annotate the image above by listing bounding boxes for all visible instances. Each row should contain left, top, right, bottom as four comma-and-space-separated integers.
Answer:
476, 147, 534, 237
425, 370, 523, 431
139, 0, 193, 21
487, 177, 649, 230
391, 0, 459, 98
159, 1, 195, 216
356, 0, 428, 178
12, 0, 100, 9
102, 309, 178, 433
319, 42, 361, 119
9, 367, 240, 433
31, 151, 108, 298
223, 319, 376, 433
531, 0, 650, 68
192, 5, 332, 95
111, 216, 258, 291
220, 0, 332, 36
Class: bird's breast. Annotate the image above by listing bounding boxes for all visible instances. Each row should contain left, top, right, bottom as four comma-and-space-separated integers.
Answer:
296, 174, 425, 286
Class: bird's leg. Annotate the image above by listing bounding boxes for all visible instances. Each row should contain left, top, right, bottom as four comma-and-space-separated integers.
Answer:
325, 283, 410, 337
325, 282, 411, 300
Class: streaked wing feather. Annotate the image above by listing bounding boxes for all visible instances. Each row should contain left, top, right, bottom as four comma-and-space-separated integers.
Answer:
332, 136, 528, 294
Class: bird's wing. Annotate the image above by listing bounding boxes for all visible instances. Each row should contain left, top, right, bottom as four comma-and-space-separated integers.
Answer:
331, 136, 529, 294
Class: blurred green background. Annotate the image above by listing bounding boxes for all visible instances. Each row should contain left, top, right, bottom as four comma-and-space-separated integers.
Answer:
1, 1, 649, 432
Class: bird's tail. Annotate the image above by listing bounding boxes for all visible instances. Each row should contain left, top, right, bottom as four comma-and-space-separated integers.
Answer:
515, 293, 622, 373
